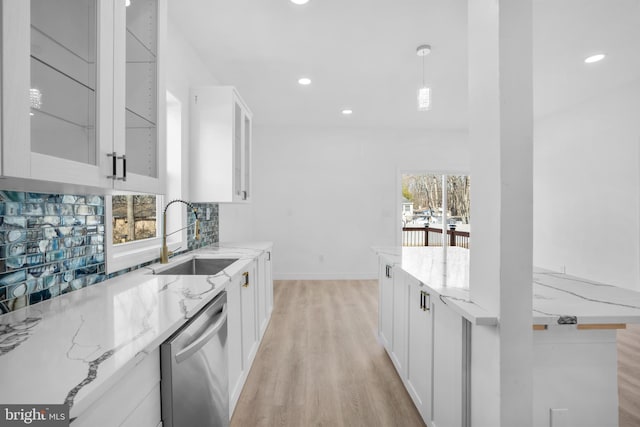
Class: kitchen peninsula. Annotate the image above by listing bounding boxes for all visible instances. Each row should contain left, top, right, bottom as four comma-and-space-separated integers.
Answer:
374, 246, 640, 427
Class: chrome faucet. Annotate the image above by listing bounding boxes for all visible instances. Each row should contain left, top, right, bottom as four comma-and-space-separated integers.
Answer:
161, 199, 200, 264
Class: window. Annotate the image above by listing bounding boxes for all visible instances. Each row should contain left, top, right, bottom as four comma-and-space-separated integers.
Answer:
112, 195, 159, 244
401, 173, 471, 247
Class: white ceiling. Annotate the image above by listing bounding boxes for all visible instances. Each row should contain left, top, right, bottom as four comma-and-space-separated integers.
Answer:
534, 0, 640, 119
169, 0, 639, 130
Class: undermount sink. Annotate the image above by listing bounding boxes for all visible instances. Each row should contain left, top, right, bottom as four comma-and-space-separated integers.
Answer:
153, 258, 239, 275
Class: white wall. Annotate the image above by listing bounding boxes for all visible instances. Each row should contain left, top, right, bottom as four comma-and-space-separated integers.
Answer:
251, 125, 469, 279
218, 203, 254, 242
533, 79, 640, 290
166, 18, 219, 205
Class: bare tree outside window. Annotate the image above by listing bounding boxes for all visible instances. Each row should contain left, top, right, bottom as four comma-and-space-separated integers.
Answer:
403, 174, 443, 216
112, 195, 158, 244
402, 173, 470, 230
446, 175, 471, 227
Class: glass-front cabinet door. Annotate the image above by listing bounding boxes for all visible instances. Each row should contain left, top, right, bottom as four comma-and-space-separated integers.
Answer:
30, 0, 97, 166
1, 0, 111, 188
113, 0, 166, 193
1, 0, 165, 194
243, 112, 251, 200
232, 95, 251, 202
233, 101, 242, 200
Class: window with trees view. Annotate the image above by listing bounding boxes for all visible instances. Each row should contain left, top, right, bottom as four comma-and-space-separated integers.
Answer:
402, 173, 470, 232
112, 195, 159, 244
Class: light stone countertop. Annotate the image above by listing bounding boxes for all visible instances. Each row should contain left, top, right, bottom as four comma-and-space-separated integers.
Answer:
373, 246, 640, 326
0, 242, 272, 420
532, 267, 640, 325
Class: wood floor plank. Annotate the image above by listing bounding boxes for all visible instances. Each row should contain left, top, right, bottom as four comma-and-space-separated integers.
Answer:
618, 323, 640, 427
231, 280, 425, 427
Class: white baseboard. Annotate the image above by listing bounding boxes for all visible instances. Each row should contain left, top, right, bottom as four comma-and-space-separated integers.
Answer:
274, 273, 377, 281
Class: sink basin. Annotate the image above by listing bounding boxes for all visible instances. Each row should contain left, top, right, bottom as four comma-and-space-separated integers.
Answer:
153, 258, 239, 275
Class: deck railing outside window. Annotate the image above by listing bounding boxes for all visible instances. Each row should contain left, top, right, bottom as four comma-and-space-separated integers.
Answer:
402, 226, 470, 248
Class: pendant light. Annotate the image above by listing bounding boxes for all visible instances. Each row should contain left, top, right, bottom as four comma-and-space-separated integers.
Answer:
30, 88, 42, 116
417, 44, 431, 111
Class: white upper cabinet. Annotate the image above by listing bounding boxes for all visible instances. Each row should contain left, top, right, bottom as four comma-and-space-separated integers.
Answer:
0, 0, 165, 194
190, 86, 252, 203
113, 0, 166, 193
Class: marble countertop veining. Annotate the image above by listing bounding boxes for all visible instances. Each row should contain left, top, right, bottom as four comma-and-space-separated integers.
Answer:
532, 267, 640, 325
373, 246, 640, 326
0, 242, 272, 420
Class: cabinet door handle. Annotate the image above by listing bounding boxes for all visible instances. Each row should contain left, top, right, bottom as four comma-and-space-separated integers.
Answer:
109, 153, 127, 181
107, 152, 117, 180
267, 251, 271, 261
120, 154, 127, 181
420, 290, 430, 312
242, 271, 249, 287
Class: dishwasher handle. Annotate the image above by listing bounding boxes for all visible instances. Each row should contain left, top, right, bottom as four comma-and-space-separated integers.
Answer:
175, 303, 228, 364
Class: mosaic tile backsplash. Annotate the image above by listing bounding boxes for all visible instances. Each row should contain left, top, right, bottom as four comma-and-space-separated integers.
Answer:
188, 203, 219, 250
0, 191, 218, 314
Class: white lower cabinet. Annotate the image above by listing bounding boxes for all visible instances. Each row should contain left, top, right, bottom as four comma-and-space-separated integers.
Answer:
227, 248, 274, 419
256, 250, 273, 339
227, 263, 259, 416
378, 259, 394, 349
266, 252, 273, 317
240, 261, 259, 371
121, 383, 162, 427
379, 259, 410, 378
432, 297, 465, 427
227, 269, 244, 415
73, 348, 161, 427
378, 257, 466, 427
391, 269, 408, 377
406, 276, 433, 423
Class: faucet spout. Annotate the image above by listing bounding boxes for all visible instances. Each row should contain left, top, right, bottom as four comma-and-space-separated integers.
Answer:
161, 199, 200, 264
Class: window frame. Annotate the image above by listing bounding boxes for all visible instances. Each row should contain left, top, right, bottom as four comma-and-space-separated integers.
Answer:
105, 195, 180, 273
397, 169, 471, 246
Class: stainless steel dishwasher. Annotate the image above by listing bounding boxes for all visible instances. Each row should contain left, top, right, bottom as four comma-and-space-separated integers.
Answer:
161, 291, 229, 427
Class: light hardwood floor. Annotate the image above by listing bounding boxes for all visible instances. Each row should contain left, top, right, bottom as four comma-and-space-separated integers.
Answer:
618, 323, 640, 427
230, 280, 425, 427
231, 280, 640, 427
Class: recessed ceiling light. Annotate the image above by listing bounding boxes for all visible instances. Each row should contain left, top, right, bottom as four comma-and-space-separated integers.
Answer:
298, 77, 311, 85
290, 0, 310, 4
341, 109, 353, 115
584, 53, 605, 64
